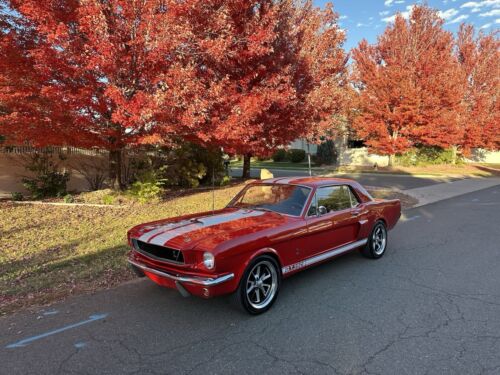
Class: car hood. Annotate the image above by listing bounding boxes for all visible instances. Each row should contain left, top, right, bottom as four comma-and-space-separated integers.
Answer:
131, 208, 291, 251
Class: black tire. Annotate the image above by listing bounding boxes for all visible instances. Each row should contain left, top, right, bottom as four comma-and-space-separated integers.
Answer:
238, 255, 281, 315
361, 220, 388, 259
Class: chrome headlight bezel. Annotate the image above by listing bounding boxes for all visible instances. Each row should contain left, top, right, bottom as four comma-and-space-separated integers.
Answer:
203, 252, 215, 270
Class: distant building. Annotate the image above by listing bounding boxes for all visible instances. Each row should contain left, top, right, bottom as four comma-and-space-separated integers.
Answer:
288, 139, 317, 154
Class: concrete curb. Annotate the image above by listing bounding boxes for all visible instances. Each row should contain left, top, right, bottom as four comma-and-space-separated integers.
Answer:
402, 177, 500, 208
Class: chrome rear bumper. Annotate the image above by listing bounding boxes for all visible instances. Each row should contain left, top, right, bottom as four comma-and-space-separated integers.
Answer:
128, 259, 234, 286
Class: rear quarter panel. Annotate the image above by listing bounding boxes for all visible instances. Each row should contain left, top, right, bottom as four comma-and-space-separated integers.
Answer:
367, 198, 401, 230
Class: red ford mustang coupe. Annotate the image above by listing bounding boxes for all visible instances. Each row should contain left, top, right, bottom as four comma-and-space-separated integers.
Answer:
127, 177, 401, 314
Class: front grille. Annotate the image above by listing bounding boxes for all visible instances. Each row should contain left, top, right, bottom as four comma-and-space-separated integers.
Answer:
132, 239, 184, 264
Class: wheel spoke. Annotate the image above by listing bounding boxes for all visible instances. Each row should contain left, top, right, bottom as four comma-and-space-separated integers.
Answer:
246, 282, 255, 294
254, 266, 261, 279
245, 261, 278, 309
262, 284, 270, 296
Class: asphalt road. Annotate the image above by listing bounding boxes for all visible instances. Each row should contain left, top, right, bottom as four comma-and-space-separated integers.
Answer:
230, 167, 462, 190
2, 186, 500, 374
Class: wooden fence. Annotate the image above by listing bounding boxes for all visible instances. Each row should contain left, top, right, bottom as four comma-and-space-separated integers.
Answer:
0, 146, 108, 156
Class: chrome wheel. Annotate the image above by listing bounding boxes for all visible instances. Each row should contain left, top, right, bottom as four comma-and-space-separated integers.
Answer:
372, 225, 387, 255
245, 260, 278, 310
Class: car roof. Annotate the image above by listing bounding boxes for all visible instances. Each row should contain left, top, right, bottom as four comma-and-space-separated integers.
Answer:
259, 176, 356, 188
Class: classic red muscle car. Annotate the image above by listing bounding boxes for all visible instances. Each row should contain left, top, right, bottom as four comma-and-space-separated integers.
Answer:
127, 177, 401, 314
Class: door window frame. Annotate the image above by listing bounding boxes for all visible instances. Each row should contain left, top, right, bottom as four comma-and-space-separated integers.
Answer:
306, 184, 361, 218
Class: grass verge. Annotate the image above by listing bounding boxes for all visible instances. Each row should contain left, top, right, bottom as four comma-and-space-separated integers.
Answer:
0, 183, 415, 315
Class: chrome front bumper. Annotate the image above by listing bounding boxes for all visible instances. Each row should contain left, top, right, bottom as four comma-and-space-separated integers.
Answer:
128, 259, 234, 287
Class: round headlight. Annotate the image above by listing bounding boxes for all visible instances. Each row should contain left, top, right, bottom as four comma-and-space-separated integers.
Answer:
203, 252, 215, 270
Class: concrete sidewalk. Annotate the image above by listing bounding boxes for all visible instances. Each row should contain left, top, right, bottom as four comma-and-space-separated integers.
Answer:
403, 177, 500, 208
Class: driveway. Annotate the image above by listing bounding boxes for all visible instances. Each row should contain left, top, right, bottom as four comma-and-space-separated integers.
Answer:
230, 167, 464, 190
1, 186, 500, 374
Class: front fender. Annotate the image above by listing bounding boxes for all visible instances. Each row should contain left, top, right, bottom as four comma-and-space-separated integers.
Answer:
219, 246, 284, 294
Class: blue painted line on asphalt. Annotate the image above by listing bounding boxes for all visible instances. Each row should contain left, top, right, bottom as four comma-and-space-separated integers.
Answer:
6, 313, 108, 349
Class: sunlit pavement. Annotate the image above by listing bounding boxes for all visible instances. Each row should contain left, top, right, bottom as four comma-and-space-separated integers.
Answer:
1, 186, 500, 375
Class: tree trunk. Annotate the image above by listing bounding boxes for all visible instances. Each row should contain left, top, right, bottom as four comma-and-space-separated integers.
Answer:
109, 149, 124, 190
388, 154, 395, 167
451, 145, 458, 165
242, 153, 251, 179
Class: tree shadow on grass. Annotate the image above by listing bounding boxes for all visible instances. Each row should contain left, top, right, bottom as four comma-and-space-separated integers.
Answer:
1, 243, 134, 314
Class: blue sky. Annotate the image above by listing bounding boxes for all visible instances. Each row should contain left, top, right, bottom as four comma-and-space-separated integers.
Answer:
313, 0, 500, 51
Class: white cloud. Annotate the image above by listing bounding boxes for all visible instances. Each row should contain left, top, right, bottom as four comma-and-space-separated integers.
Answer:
379, 10, 390, 16
480, 22, 492, 28
384, 0, 395, 7
496, 18, 500, 22
448, 14, 469, 23
339, 15, 348, 20
438, 8, 459, 20
479, 9, 500, 16
395, 0, 405, 3
460, 1, 500, 9
382, 5, 414, 23
356, 21, 373, 27
382, 15, 397, 23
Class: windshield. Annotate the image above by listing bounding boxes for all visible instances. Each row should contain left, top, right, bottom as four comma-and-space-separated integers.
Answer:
229, 184, 311, 216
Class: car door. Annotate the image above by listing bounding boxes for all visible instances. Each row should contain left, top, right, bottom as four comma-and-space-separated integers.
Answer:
304, 185, 364, 258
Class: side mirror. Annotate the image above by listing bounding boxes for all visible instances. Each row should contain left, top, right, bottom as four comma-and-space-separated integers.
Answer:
318, 206, 328, 216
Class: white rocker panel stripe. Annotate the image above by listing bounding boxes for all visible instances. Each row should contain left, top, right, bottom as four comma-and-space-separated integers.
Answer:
282, 238, 368, 274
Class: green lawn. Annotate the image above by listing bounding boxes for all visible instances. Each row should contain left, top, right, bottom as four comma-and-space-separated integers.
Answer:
0, 183, 245, 314
0, 183, 414, 315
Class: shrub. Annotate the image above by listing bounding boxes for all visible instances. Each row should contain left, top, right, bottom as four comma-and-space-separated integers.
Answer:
272, 149, 287, 162
127, 181, 163, 203
396, 147, 462, 166
72, 157, 108, 191
126, 170, 165, 203
63, 194, 74, 203
316, 140, 337, 165
190, 144, 225, 186
287, 149, 306, 163
102, 194, 115, 205
11, 192, 23, 201
125, 143, 224, 189
220, 175, 231, 186
395, 150, 417, 167
21, 152, 70, 199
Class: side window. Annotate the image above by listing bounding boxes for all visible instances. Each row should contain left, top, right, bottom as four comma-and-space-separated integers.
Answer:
316, 186, 352, 213
308, 185, 361, 216
307, 194, 317, 216
347, 186, 360, 207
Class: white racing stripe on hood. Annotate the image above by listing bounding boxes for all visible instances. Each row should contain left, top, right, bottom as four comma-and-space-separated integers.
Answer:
148, 210, 265, 246
138, 219, 194, 243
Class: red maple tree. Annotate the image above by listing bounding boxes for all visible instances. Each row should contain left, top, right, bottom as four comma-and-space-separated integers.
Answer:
2, 0, 224, 187
456, 24, 500, 154
175, 0, 348, 177
1, 0, 348, 181
351, 5, 463, 164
